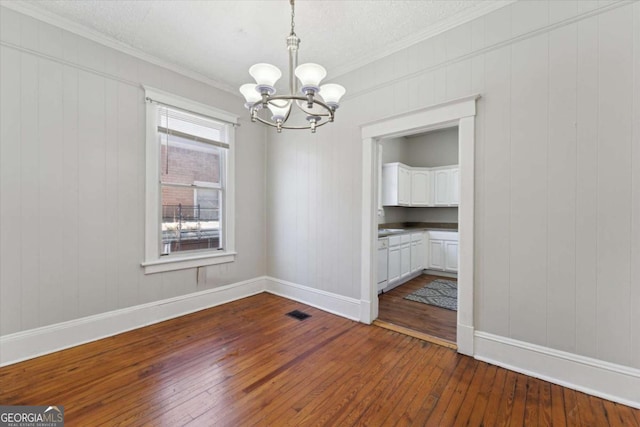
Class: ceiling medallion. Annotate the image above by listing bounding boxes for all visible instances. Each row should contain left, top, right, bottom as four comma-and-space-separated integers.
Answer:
239, 0, 346, 133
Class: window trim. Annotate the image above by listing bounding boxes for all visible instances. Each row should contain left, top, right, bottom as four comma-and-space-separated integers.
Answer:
142, 86, 238, 274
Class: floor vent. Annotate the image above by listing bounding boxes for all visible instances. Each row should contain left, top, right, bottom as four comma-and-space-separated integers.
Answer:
286, 310, 311, 321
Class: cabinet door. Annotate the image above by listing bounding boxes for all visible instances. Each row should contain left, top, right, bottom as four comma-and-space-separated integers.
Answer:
411, 241, 424, 272
444, 241, 458, 272
377, 247, 388, 284
398, 166, 411, 206
400, 243, 411, 278
449, 167, 460, 206
388, 246, 401, 284
410, 170, 430, 206
428, 240, 445, 270
433, 169, 450, 206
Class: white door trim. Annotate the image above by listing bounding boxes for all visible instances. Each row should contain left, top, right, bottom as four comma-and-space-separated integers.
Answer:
359, 94, 479, 355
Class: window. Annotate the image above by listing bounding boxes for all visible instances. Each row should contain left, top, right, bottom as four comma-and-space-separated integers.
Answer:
142, 87, 238, 274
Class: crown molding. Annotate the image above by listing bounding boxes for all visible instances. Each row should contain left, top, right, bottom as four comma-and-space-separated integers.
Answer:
0, 0, 238, 96
330, 0, 516, 79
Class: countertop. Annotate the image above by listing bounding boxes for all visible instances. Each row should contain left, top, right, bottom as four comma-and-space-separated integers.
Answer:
377, 222, 458, 238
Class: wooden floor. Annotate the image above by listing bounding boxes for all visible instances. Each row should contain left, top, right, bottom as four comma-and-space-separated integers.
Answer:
1, 293, 639, 426
378, 274, 457, 343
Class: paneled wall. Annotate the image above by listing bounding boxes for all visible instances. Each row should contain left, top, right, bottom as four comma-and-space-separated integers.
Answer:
267, 1, 640, 369
0, 6, 266, 336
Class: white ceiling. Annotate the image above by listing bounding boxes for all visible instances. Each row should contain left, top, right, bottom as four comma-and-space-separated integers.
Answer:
11, 0, 512, 93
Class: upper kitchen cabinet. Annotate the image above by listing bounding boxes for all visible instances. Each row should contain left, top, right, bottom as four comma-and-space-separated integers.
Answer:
382, 163, 458, 207
411, 169, 431, 206
382, 162, 411, 206
432, 166, 459, 207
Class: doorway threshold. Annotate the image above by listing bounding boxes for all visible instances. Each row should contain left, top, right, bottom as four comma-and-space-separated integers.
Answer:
373, 319, 457, 350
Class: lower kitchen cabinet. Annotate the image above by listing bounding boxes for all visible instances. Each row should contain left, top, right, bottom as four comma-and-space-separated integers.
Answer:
377, 238, 388, 291
380, 232, 426, 291
387, 241, 401, 285
426, 231, 458, 274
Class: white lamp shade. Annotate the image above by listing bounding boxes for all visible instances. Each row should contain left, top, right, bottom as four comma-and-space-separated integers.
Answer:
295, 63, 327, 91
249, 63, 282, 89
267, 100, 290, 121
319, 84, 346, 107
239, 84, 261, 104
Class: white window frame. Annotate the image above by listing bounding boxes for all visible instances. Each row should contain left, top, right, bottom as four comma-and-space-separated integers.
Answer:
141, 86, 238, 274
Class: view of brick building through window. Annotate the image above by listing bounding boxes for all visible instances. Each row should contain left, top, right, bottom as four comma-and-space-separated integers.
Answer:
159, 113, 225, 254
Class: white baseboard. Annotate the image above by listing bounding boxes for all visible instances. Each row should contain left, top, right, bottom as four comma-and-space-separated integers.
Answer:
456, 323, 474, 356
264, 277, 361, 321
0, 276, 267, 367
474, 331, 640, 409
422, 269, 457, 279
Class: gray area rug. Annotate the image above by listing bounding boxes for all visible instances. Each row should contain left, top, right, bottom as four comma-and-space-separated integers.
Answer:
404, 279, 457, 311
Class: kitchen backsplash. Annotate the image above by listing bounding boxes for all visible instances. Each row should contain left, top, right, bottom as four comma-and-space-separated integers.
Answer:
379, 206, 458, 225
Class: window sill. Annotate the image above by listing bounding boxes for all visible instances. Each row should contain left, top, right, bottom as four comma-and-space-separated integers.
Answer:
141, 251, 236, 274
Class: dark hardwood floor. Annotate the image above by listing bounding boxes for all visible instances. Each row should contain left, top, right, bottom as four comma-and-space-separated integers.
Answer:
378, 274, 457, 343
1, 293, 638, 426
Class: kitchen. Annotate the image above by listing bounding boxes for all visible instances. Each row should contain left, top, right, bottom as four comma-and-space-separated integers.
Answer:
376, 126, 459, 344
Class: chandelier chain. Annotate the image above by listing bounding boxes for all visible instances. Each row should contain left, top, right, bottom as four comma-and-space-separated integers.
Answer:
290, 0, 296, 35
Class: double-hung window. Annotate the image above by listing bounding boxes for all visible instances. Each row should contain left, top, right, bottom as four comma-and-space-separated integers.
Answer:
142, 87, 237, 274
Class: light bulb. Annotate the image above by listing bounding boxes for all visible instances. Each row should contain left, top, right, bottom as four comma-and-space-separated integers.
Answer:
295, 63, 327, 94
267, 100, 290, 121
239, 84, 262, 109
249, 63, 282, 95
319, 84, 346, 109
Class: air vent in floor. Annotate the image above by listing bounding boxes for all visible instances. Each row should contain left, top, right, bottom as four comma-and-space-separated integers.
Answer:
286, 310, 311, 320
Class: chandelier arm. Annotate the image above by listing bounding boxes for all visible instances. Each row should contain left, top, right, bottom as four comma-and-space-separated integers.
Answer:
252, 95, 335, 121
252, 115, 333, 130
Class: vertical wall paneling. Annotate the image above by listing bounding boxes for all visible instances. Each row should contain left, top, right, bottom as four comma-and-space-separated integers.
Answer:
20, 52, 40, 331
0, 47, 22, 334
632, 1, 640, 370
479, 47, 511, 336
115, 82, 139, 308
471, 55, 485, 326
508, 34, 549, 346
596, 6, 633, 366
38, 58, 66, 326
61, 64, 80, 322
510, 0, 549, 39
575, 14, 599, 360
104, 78, 119, 312
445, 59, 472, 101
546, 24, 578, 353
77, 70, 107, 318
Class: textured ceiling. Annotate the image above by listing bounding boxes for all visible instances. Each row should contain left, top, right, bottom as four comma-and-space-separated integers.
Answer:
16, 0, 511, 93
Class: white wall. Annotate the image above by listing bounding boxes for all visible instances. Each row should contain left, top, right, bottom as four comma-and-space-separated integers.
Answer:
0, 6, 267, 336
267, 0, 640, 370
405, 127, 459, 167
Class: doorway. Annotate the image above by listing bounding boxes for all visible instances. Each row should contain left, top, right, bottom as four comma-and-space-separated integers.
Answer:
376, 126, 460, 346
359, 95, 478, 355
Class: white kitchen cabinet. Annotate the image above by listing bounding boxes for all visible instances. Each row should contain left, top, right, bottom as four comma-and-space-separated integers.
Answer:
426, 231, 459, 274
444, 241, 458, 272
387, 235, 402, 285
377, 238, 388, 291
428, 240, 445, 270
382, 232, 426, 290
450, 167, 460, 206
433, 169, 450, 206
400, 234, 411, 279
382, 163, 458, 207
382, 163, 411, 206
410, 233, 424, 272
410, 170, 431, 206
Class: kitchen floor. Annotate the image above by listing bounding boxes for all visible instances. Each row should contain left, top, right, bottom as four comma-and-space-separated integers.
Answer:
378, 274, 457, 343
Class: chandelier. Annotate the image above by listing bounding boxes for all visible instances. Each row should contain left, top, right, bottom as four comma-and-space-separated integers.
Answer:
239, 0, 346, 133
